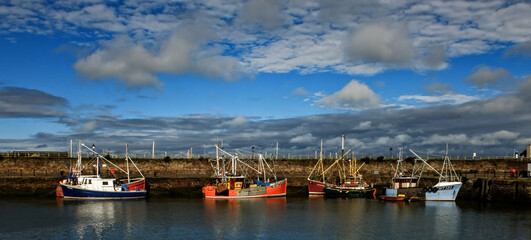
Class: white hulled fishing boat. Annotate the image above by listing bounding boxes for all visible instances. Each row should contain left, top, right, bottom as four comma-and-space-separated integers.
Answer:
410, 145, 462, 201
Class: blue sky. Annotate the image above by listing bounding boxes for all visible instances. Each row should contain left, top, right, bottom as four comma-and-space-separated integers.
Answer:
1, 0, 530, 157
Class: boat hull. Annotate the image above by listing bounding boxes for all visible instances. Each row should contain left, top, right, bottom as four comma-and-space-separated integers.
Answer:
59, 183, 147, 199
425, 182, 462, 201
379, 196, 406, 201
203, 179, 287, 199
324, 186, 375, 198
125, 178, 146, 191
307, 179, 327, 195
381, 187, 423, 201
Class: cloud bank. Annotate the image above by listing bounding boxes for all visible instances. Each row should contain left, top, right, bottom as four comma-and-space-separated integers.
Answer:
2, 1, 529, 85
0, 87, 68, 118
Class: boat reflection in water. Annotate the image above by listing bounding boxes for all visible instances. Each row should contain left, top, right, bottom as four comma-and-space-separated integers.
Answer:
56, 199, 147, 239
425, 201, 460, 239
203, 198, 287, 238
1, 197, 528, 239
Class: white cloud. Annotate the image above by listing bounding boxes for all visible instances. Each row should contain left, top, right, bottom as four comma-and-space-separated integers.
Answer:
292, 87, 310, 96
461, 95, 524, 115
464, 66, 512, 88
240, 0, 285, 29
422, 131, 522, 147
354, 121, 372, 130
343, 22, 415, 66
423, 134, 469, 145
423, 82, 452, 94
504, 40, 531, 57
347, 138, 366, 150
315, 79, 380, 110
323, 136, 366, 150
375, 134, 411, 146
220, 116, 248, 128
289, 133, 316, 144
74, 30, 248, 87
515, 137, 531, 146
421, 45, 448, 70
82, 120, 99, 132
470, 130, 519, 146
398, 93, 478, 105
2, 1, 530, 86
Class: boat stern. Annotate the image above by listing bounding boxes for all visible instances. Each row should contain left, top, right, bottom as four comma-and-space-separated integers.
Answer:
202, 185, 218, 197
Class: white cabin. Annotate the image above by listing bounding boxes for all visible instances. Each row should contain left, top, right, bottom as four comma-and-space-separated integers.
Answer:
77, 175, 121, 191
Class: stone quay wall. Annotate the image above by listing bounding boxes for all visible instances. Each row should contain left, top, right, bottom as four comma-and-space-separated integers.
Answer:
0, 156, 529, 202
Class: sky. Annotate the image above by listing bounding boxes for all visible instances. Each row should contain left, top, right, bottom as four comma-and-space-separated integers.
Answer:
0, 0, 530, 157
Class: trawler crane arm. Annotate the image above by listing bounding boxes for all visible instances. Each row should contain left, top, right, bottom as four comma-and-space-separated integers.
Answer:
215, 145, 262, 174
409, 149, 442, 177
81, 143, 128, 174
322, 149, 352, 174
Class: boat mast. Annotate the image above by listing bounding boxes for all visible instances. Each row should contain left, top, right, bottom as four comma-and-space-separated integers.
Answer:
353, 152, 356, 179
341, 134, 346, 181
126, 143, 131, 183
441, 143, 460, 182
93, 144, 100, 178
216, 144, 220, 178
77, 141, 82, 173
320, 139, 324, 182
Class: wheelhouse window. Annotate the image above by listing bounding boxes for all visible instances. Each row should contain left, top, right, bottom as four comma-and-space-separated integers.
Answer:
102, 181, 109, 185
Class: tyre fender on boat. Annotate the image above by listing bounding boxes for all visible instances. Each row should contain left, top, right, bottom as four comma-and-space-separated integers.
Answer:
423, 187, 428, 192
432, 187, 438, 193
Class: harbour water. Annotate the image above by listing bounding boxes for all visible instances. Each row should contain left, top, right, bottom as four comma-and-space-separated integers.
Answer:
0, 197, 529, 239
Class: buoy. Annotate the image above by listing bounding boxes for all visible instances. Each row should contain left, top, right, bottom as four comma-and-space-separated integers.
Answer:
56, 186, 64, 197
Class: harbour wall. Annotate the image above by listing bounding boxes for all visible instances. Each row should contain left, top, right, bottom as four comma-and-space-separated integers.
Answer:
0, 157, 529, 202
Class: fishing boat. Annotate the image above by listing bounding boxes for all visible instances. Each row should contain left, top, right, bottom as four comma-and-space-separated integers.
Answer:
323, 152, 375, 197
380, 148, 425, 201
202, 145, 287, 199
56, 143, 147, 199
410, 145, 462, 201
307, 139, 349, 195
307, 140, 329, 195
323, 178, 375, 198
308, 135, 374, 197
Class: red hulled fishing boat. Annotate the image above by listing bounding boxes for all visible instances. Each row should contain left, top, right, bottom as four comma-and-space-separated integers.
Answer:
202, 145, 287, 199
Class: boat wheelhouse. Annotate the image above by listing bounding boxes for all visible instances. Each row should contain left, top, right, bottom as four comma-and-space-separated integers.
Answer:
380, 148, 425, 201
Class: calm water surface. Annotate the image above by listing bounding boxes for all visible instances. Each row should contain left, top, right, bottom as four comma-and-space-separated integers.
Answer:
0, 197, 529, 239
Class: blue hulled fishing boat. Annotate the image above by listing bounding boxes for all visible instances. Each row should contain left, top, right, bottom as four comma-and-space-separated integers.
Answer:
57, 143, 147, 199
